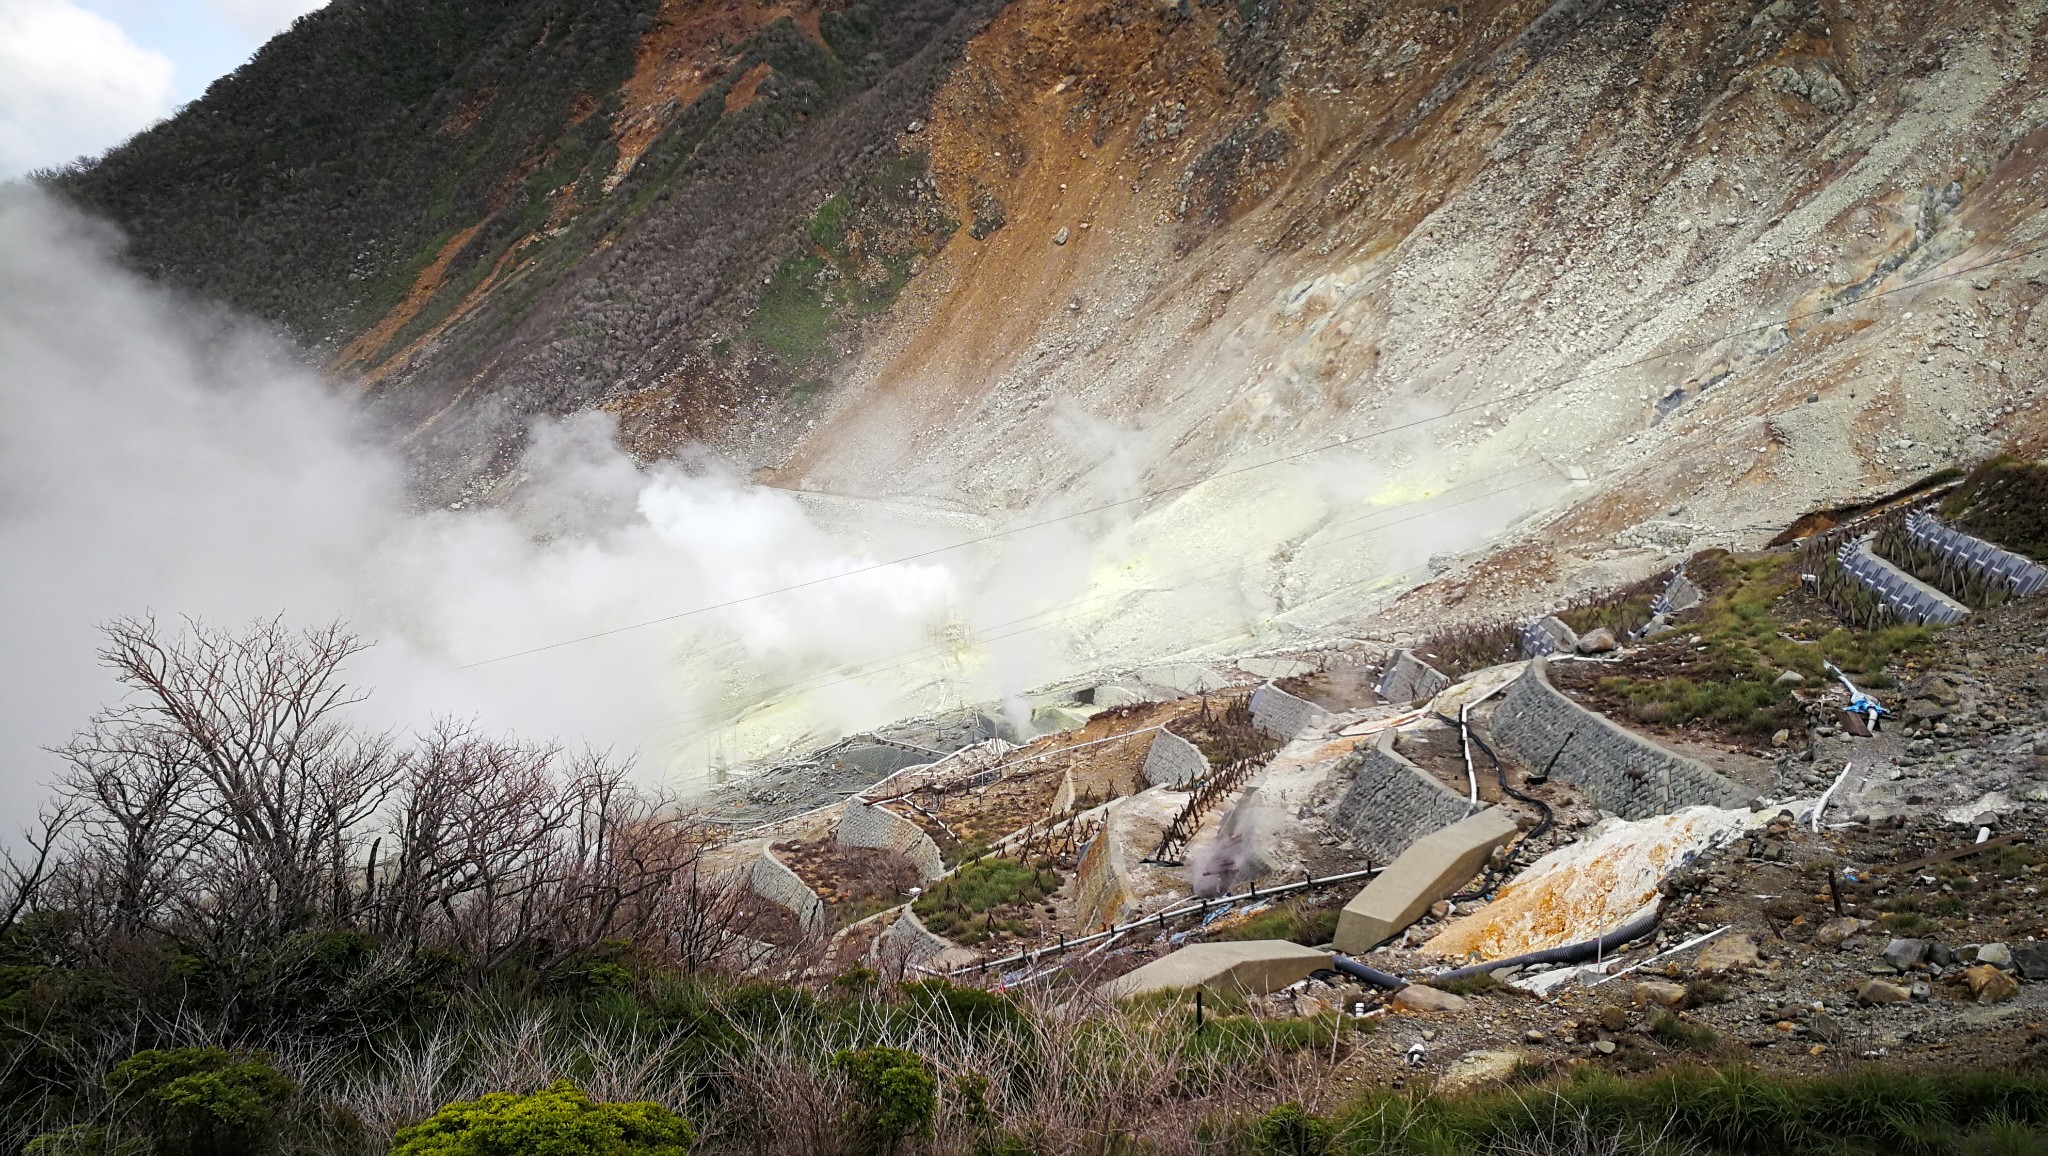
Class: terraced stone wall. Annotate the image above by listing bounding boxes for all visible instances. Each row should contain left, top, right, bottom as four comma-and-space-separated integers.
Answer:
1329, 729, 1475, 862
838, 797, 945, 881
749, 846, 826, 937
1141, 728, 1209, 787
1249, 681, 1324, 739
1488, 659, 1755, 819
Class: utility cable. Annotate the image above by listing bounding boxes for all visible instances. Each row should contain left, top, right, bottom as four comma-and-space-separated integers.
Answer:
458, 235, 2048, 671
642, 467, 1551, 738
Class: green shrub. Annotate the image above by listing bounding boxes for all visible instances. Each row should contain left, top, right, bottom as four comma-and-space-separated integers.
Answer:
1211, 902, 1340, 947
1648, 1012, 1719, 1053
107, 1047, 294, 1156
1249, 1101, 1332, 1155
900, 980, 1026, 1035
832, 1046, 936, 1154
912, 858, 1060, 944
390, 1080, 692, 1156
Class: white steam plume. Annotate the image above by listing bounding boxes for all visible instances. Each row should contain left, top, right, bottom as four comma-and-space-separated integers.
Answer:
0, 185, 1554, 821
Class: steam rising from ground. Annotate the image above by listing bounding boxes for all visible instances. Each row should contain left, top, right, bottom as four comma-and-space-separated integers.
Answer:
0, 186, 1547, 819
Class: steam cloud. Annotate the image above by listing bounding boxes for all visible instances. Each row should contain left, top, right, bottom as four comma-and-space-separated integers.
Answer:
0, 185, 1550, 822
0, 187, 986, 814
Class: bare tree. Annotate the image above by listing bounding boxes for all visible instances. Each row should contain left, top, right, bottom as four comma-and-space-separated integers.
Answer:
38, 614, 759, 986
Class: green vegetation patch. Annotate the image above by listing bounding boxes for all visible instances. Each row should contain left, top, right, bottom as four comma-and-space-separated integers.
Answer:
745, 152, 952, 378
390, 1079, 692, 1156
1941, 456, 2048, 561
1587, 554, 1927, 739
912, 857, 1061, 944
1233, 1064, 2048, 1156
1212, 901, 1340, 947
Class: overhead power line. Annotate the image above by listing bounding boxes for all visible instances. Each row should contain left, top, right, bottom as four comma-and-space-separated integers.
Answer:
458, 236, 2048, 671
639, 466, 1552, 738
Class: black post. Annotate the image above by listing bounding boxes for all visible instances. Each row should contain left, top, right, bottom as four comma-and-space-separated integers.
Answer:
1195, 989, 1205, 1033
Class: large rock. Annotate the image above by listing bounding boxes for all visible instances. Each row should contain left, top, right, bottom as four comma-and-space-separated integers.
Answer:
1392, 984, 1468, 1013
1881, 938, 1929, 971
1333, 808, 1521, 953
1966, 963, 2020, 1005
1575, 627, 1619, 655
1856, 979, 1912, 1006
1634, 980, 1688, 1008
1098, 940, 1330, 1001
1696, 933, 1760, 975
1813, 917, 1872, 949
1437, 1049, 1522, 1090
2010, 941, 2048, 981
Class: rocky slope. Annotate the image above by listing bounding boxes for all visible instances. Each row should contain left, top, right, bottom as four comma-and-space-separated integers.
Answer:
50, 0, 2048, 762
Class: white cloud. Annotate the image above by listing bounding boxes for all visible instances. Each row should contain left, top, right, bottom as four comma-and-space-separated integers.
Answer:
0, 0, 174, 176
203, 0, 324, 43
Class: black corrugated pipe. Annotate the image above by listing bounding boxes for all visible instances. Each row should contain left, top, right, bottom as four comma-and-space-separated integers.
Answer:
1327, 953, 1408, 990
1429, 904, 1662, 983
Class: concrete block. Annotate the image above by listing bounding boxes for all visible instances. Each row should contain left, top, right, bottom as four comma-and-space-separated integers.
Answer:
1099, 940, 1331, 1001
1333, 808, 1520, 954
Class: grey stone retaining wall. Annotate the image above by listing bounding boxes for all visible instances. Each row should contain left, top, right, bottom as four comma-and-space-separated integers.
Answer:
873, 908, 964, 971
1377, 650, 1452, 703
1250, 681, 1326, 740
1329, 729, 1477, 862
838, 797, 945, 882
1142, 728, 1209, 787
749, 847, 826, 937
1075, 806, 1137, 931
1488, 658, 1755, 819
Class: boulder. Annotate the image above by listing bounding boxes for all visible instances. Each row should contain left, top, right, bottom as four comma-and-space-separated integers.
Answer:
1575, 627, 1619, 655
1976, 942, 2013, 969
2010, 942, 2048, 982
1881, 938, 1929, 971
1775, 670, 1805, 686
1393, 984, 1469, 1013
1967, 964, 2021, 1005
1856, 979, 1912, 1006
1438, 1049, 1524, 1092
1633, 980, 1688, 1009
1697, 934, 1761, 975
1813, 917, 1872, 949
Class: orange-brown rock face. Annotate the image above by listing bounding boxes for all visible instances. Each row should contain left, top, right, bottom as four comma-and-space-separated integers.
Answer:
756, 0, 2047, 638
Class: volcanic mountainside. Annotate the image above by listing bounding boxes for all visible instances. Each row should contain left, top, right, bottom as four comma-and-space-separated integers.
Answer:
56, 0, 2048, 623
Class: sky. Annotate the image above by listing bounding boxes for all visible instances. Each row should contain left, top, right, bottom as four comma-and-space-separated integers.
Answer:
0, 0, 325, 177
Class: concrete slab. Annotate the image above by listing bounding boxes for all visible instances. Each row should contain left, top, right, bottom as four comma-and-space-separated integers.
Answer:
1333, 808, 1520, 954
1099, 940, 1331, 1001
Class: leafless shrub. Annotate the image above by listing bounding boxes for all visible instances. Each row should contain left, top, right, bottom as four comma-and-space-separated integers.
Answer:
39, 616, 753, 983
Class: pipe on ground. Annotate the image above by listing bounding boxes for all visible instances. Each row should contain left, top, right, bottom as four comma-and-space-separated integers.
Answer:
1429, 904, 1662, 983
1326, 954, 1408, 990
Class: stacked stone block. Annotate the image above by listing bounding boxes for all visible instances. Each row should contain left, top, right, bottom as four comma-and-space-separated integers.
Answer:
838, 797, 945, 882
1329, 730, 1477, 862
1249, 681, 1326, 739
749, 846, 827, 937
1487, 658, 1755, 819
1142, 728, 1209, 787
